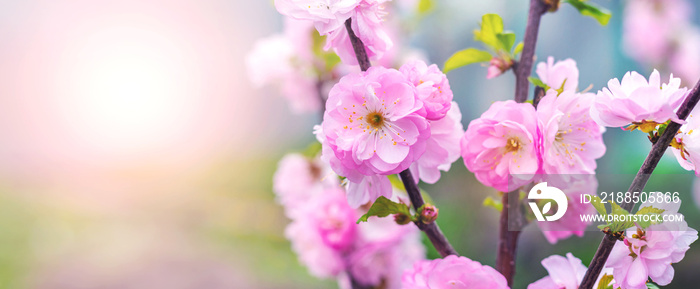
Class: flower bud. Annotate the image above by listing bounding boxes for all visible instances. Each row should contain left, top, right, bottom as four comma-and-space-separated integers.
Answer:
419, 204, 439, 224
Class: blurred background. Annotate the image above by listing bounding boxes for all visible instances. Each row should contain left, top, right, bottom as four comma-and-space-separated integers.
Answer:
0, 0, 699, 288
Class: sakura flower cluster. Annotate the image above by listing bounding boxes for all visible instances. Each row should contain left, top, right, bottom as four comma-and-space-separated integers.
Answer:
273, 153, 424, 288
246, 18, 322, 113
623, 0, 700, 84
319, 60, 462, 208
275, 0, 393, 65
402, 255, 509, 289
461, 57, 605, 192
672, 103, 700, 176
605, 201, 698, 289
590, 70, 687, 131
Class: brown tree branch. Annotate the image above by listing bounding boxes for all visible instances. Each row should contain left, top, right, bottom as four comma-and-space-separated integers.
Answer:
579, 79, 700, 289
345, 18, 371, 72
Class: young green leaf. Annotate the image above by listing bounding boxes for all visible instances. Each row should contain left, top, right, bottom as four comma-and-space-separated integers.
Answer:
357, 196, 411, 224
610, 202, 635, 231
596, 274, 615, 289
513, 42, 524, 55
443, 48, 492, 73
528, 76, 550, 90
563, 0, 612, 26
590, 195, 607, 216
496, 32, 516, 53
635, 206, 665, 228
646, 283, 660, 289
474, 14, 505, 49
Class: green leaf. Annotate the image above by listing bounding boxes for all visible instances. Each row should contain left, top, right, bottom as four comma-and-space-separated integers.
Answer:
528, 76, 550, 90
483, 196, 503, 212
563, 0, 612, 26
496, 32, 516, 52
513, 42, 524, 54
646, 283, 660, 289
417, 0, 434, 14
596, 274, 615, 289
590, 195, 607, 216
610, 202, 635, 231
636, 206, 665, 228
474, 14, 505, 49
312, 30, 341, 71
357, 196, 411, 224
443, 48, 492, 73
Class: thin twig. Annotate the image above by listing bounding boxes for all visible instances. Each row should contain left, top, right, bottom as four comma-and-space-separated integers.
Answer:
579, 79, 700, 289
399, 170, 459, 257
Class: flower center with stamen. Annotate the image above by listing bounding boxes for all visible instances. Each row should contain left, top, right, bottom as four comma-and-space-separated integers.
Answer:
367, 111, 385, 129
505, 137, 521, 153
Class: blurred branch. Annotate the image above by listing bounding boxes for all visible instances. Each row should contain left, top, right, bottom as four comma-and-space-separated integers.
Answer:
345, 19, 371, 72
579, 79, 700, 289
398, 170, 459, 257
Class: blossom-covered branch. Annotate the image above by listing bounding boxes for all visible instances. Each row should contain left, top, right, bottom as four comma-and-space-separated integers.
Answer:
497, 0, 549, 284
579, 78, 700, 289
344, 12, 458, 258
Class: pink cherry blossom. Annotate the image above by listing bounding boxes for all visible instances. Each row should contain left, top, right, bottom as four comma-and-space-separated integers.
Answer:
246, 19, 321, 113
321, 66, 429, 206
623, 0, 691, 65
273, 153, 339, 218
528, 253, 615, 289
535, 57, 579, 92
402, 255, 509, 289
528, 253, 586, 289
285, 188, 358, 279
274, 0, 361, 35
461, 100, 539, 192
671, 106, 700, 176
537, 90, 605, 175
669, 27, 700, 88
347, 212, 425, 289
411, 102, 464, 184
590, 70, 688, 128
400, 60, 453, 120
325, 0, 393, 65
606, 201, 698, 289
536, 176, 598, 244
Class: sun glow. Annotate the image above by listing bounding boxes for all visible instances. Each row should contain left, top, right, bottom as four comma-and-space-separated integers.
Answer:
58, 24, 200, 155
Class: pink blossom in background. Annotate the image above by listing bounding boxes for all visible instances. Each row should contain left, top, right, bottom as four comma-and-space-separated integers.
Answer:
535, 57, 579, 92
623, 0, 691, 65
536, 177, 597, 244
669, 27, 700, 86
527, 253, 587, 289
590, 70, 688, 128
274, 0, 361, 35
606, 201, 698, 289
285, 188, 357, 279
461, 100, 539, 192
273, 153, 339, 218
346, 174, 392, 207
402, 255, 509, 289
245, 19, 321, 113
326, 0, 393, 65
537, 90, 605, 175
347, 212, 425, 289
400, 60, 453, 120
671, 105, 700, 176
411, 102, 464, 184
321, 66, 429, 206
